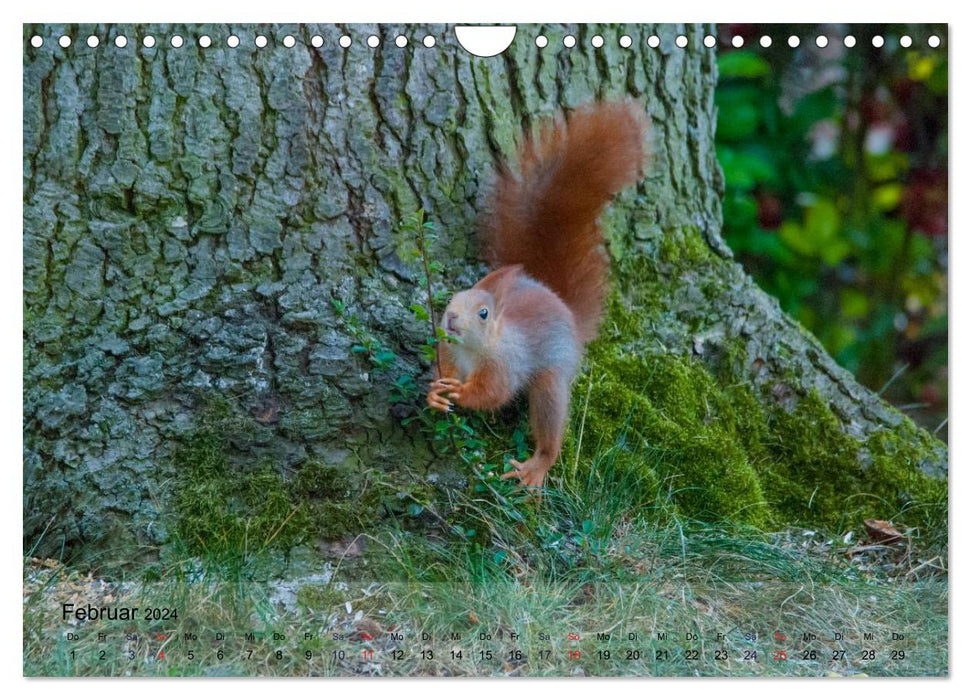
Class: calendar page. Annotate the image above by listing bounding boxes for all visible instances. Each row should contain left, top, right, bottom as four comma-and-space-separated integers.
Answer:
22, 22, 948, 678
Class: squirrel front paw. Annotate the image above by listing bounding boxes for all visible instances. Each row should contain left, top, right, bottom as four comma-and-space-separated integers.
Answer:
501, 456, 552, 489
426, 377, 462, 412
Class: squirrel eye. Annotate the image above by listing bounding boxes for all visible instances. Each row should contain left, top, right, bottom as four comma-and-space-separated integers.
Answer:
478, 308, 489, 320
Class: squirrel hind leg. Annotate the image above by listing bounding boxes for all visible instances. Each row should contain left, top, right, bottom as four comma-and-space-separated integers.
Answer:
501, 369, 569, 488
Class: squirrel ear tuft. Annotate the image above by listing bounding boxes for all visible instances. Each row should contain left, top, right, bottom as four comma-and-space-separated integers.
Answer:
474, 263, 523, 293
490, 264, 523, 321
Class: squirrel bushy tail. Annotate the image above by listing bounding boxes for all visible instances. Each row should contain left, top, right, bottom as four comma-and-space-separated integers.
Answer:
481, 100, 649, 343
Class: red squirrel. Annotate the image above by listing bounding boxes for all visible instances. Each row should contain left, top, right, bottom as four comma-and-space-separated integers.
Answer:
426, 101, 649, 488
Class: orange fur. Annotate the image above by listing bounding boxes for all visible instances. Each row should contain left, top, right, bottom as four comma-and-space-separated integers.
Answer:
427, 101, 649, 488
481, 100, 649, 342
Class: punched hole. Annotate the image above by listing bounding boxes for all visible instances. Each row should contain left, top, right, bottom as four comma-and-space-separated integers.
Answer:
454, 25, 515, 56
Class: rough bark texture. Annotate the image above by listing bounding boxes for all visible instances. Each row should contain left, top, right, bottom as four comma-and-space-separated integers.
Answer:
23, 23, 946, 565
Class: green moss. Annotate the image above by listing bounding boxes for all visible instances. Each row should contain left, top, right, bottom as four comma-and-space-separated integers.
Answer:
657, 227, 710, 269
170, 400, 382, 558
577, 345, 772, 528
291, 460, 381, 541
559, 252, 947, 534
171, 428, 307, 556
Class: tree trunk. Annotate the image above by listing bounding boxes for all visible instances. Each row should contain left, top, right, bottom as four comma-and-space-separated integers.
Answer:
23, 22, 946, 567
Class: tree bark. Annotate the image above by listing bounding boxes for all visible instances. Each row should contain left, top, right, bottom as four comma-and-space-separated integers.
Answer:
23, 22, 946, 564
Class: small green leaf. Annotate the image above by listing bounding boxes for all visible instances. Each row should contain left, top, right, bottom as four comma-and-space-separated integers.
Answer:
805, 199, 839, 243
410, 304, 430, 321
779, 221, 815, 256
374, 349, 396, 366
840, 289, 870, 320
717, 51, 771, 78
872, 183, 903, 212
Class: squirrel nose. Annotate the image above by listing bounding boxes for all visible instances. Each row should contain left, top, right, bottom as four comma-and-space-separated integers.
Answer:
445, 311, 457, 331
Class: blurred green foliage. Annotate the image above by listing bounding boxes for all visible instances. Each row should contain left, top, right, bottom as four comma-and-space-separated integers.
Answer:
715, 25, 947, 433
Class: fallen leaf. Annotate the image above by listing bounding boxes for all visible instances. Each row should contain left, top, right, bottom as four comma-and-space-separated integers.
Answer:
864, 519, 904, 544
355, 617, 383, 639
